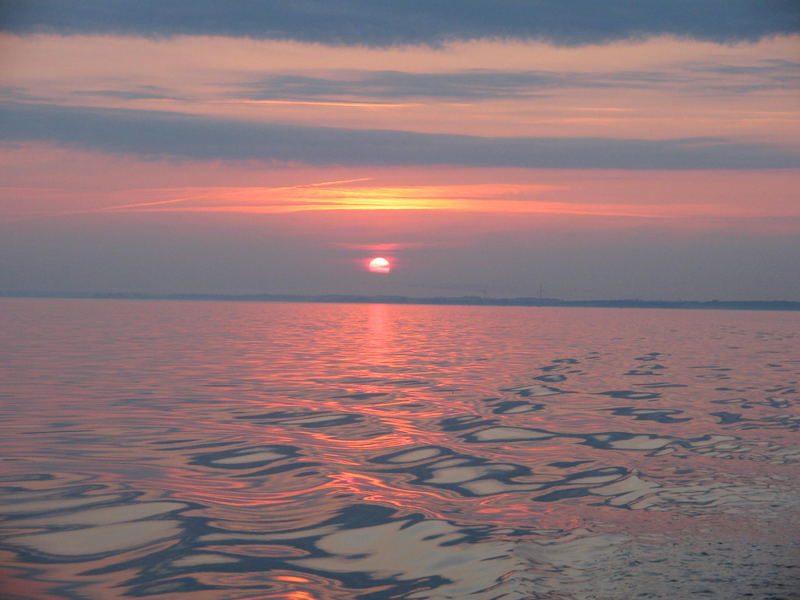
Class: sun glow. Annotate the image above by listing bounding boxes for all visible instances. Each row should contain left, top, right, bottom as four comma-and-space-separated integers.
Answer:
97, 183, 560, 214
368, 257, 391, 273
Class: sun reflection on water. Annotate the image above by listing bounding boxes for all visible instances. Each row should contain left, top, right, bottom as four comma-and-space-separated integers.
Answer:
0, 299, 798, 599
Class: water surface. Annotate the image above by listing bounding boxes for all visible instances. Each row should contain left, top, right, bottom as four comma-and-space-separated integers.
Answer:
1, 299, 798, 599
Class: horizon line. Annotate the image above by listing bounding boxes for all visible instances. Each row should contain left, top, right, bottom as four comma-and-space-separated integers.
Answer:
1, 290, 798, 311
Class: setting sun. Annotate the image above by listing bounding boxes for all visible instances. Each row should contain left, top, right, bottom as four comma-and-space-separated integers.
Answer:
368, 257, 391, 273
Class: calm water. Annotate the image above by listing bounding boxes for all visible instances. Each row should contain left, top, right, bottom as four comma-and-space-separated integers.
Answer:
1, 298, 798, 600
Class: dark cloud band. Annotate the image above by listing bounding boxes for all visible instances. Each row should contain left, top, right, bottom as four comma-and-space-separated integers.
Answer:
1, 102, 797, 169
1, 0, 798, 46
240, 61, 799, 101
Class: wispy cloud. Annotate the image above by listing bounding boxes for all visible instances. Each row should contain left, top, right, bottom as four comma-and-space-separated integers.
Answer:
237, 61, 799, 103
239, 69, 676, 102
9, 181, 791, 224
233, 99, 418, 108
331, 242, 434, 252
2, 102, 797, 169
95, 183, 562, 214
685, 59, 800, 94
73, 85, 183, 101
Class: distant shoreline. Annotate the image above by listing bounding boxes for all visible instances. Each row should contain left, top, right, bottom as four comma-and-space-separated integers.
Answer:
2, 291, 798, 311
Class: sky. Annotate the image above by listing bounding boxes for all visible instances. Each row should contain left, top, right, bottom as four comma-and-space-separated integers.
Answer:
0, 1, 798, 300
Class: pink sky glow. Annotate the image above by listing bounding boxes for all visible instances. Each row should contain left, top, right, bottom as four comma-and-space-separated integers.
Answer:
0, 7, 798, 300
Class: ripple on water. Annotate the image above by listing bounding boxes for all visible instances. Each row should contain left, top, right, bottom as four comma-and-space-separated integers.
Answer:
0, 301, 798, 599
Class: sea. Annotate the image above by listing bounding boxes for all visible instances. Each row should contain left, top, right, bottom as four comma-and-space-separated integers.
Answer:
0, 298, 798, 600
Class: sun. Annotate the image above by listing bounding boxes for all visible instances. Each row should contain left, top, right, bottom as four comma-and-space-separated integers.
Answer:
368, 257, 391, 274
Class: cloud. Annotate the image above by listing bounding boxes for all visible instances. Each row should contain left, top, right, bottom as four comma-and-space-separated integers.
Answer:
239, 60, 798, 102
1, 102, 798, 169
240, 69, 675, 102
695, 58, 800, 76
73, 86, 182, 101
2, 1, 798, 46
686, 59, 800, 93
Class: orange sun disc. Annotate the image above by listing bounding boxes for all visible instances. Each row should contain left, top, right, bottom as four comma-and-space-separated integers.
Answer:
368, 257, 391, 273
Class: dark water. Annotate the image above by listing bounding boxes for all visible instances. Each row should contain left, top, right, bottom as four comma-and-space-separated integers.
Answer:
1, 298, 798, 600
